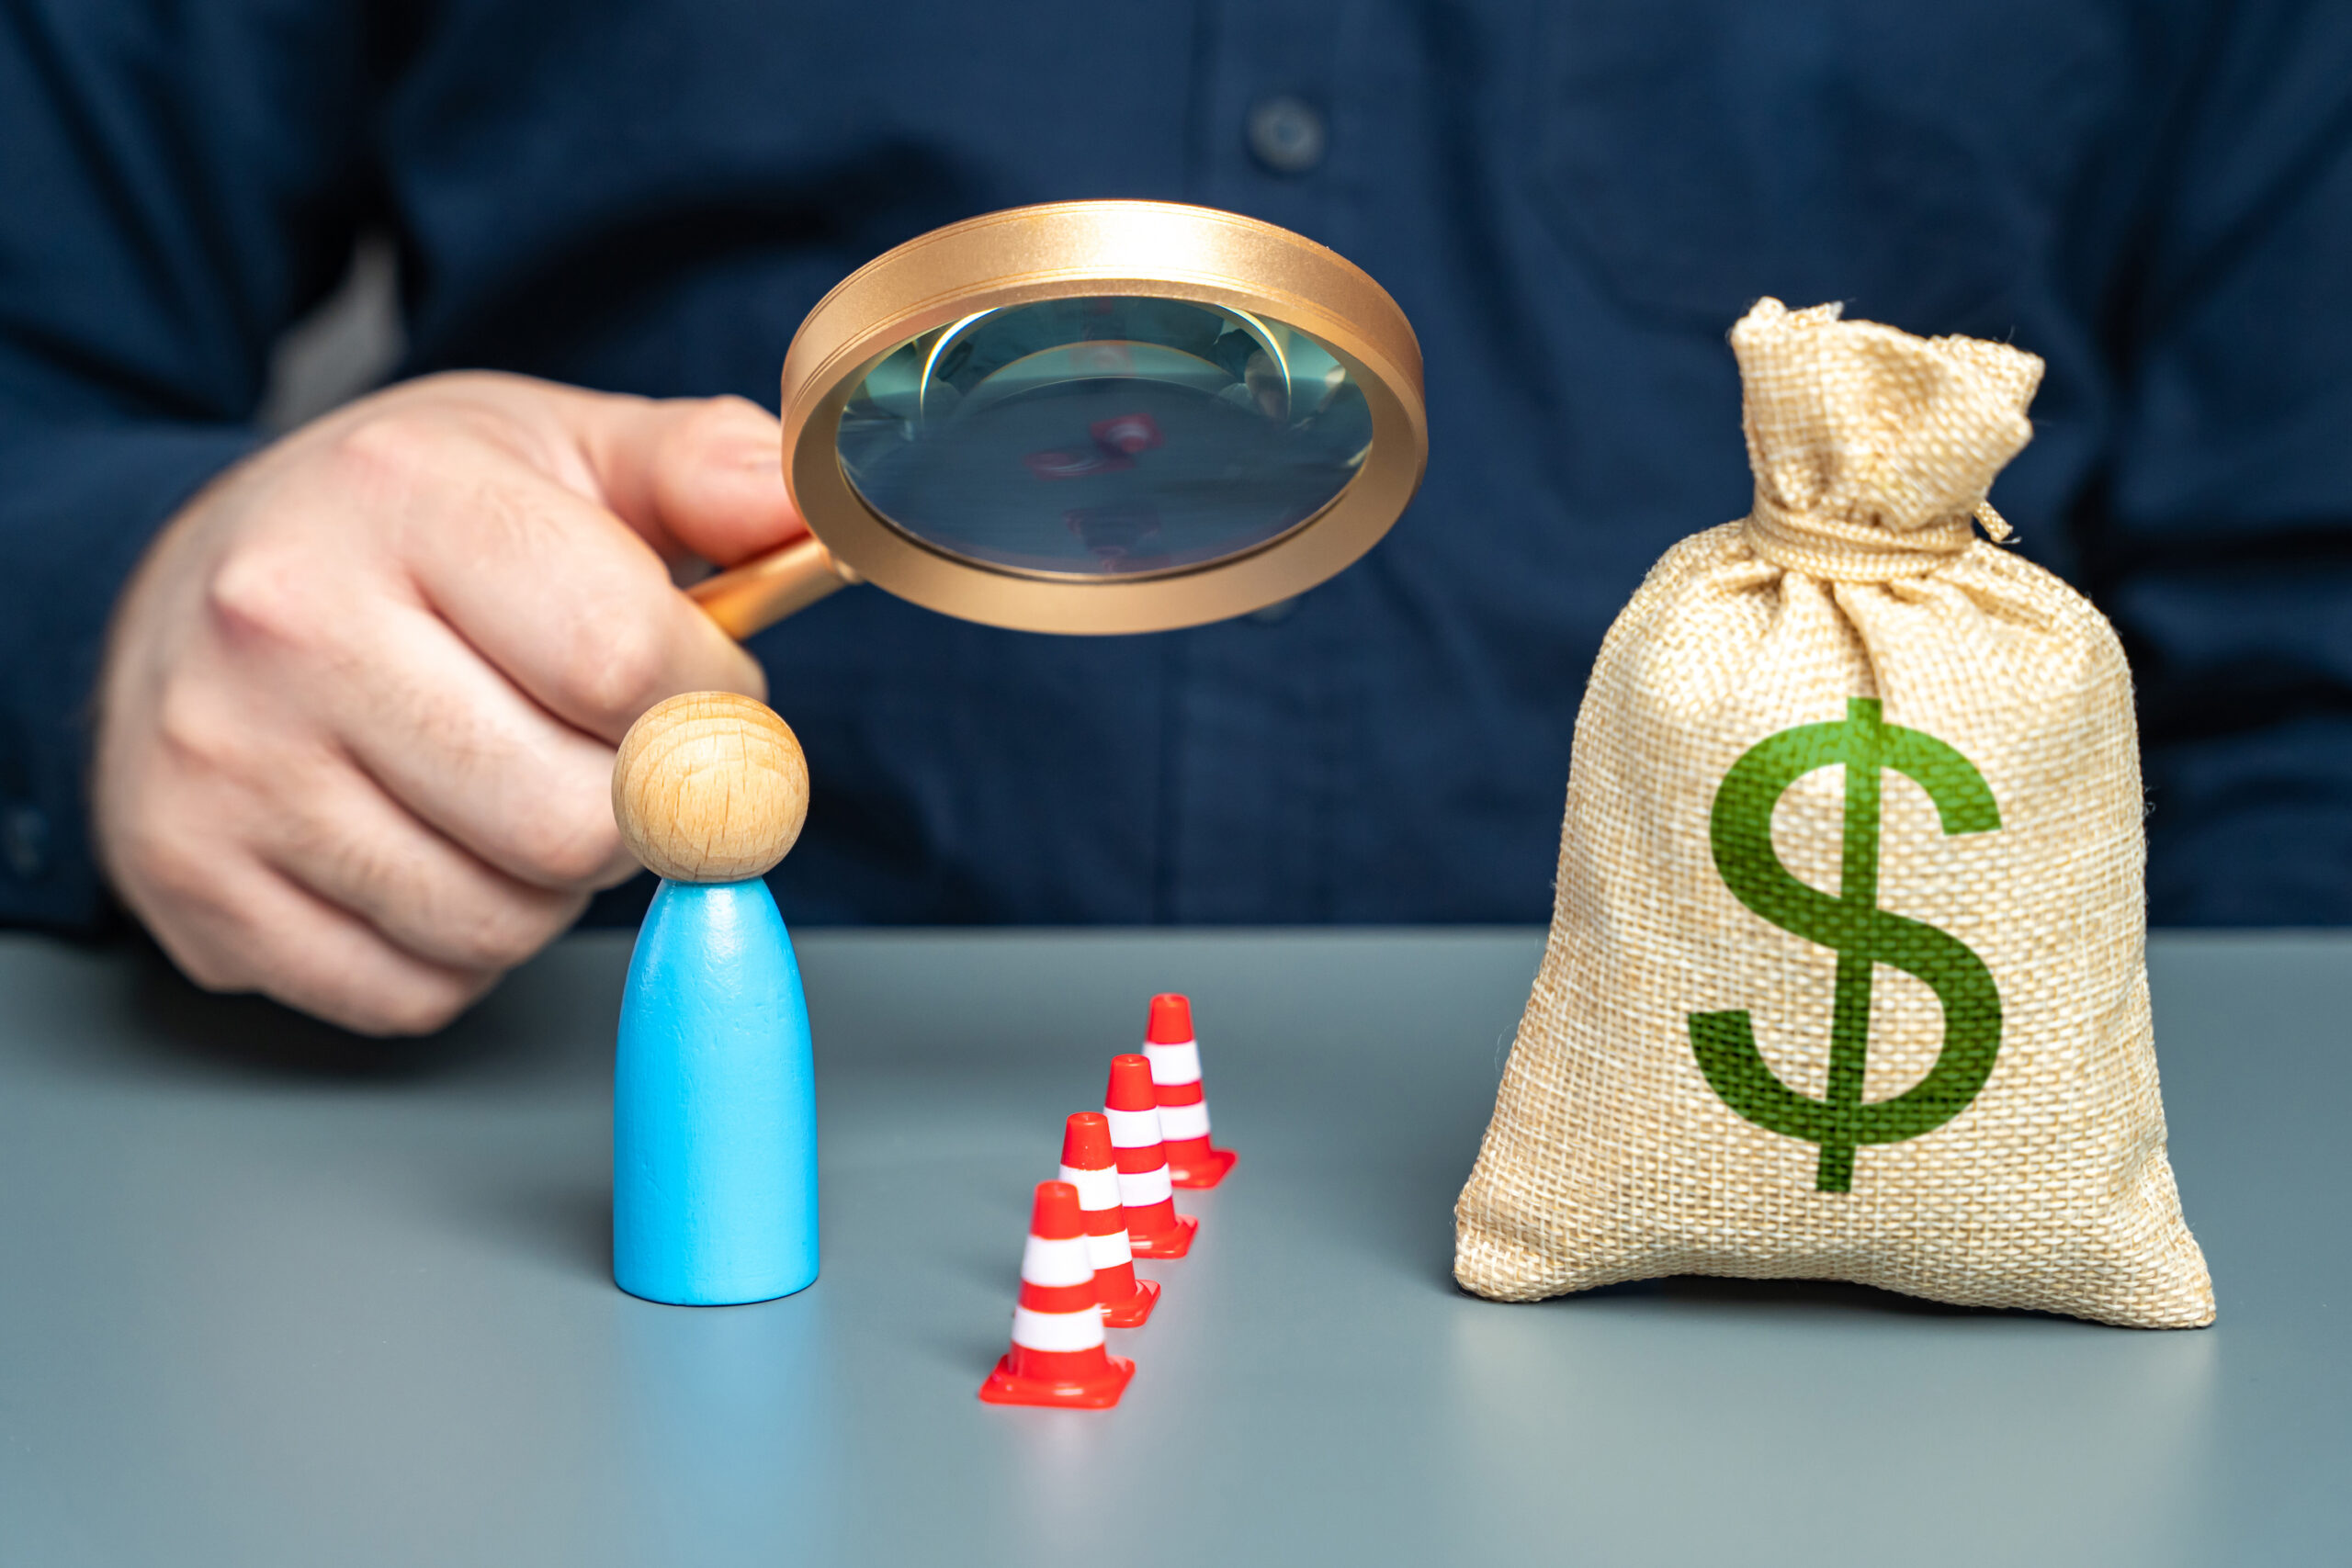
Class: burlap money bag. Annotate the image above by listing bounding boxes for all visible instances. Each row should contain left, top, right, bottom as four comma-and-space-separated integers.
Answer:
1453, 299, 2213, 1328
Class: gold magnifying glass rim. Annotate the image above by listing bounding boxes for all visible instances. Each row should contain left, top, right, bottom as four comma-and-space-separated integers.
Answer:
779, 200, 1427, 636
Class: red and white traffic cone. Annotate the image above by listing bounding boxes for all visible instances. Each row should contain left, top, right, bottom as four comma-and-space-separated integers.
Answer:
978, 1181, 1136, 1409
1145, 993, 1237, 1189
1105, 1054, 1197, 1258
1059, 1112, 1159, 1327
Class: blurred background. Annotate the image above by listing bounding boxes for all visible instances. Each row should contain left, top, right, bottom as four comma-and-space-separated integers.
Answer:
4, 1, 2346, 948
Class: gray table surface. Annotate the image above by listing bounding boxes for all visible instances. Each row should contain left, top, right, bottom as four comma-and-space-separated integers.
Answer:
0, 927, 2344, 1567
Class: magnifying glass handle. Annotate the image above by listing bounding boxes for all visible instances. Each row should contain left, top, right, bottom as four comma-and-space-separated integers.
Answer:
687, 535, 858, 641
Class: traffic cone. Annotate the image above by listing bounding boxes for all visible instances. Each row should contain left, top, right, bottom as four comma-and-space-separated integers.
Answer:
978, 1181, 1136, 1409
1145, 993, 1237, 1188
1060, 1112, 1159, 1327
1105, 1054, 1197, 1258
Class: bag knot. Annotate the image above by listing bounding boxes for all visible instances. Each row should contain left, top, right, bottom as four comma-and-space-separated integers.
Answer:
1731, 299, 2043, 582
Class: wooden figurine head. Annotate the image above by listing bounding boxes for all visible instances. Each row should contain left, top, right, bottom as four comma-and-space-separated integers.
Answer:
612, 692, 809, 884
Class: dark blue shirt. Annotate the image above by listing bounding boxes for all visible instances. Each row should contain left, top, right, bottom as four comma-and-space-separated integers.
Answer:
4, 0, 2349, 931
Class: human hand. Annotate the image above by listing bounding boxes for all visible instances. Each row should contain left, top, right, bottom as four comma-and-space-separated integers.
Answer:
93, 373, 802, 1033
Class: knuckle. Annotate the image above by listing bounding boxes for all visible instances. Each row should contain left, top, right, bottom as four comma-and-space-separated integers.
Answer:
134, 831, 214, 908
510, 804, 624, 887
561, 619, 670, 733
125, 860, 254, 992
282, 817, 554, 970
152, 681, 252, 782
435, 897, 561, 973
111, 795, 234, 919
682, 393, 764, 447
203, 549, 322, 652
322, 412, 443, 501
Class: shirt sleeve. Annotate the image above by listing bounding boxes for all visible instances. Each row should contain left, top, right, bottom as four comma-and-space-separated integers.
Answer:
0, 1, 376, 929
2092, 1, 2352, 924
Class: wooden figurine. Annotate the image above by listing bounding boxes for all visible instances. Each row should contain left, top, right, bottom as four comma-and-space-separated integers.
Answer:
610, 692, 817, 1305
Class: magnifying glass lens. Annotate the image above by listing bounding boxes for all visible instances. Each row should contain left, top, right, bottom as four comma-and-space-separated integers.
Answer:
835, 297, 1374, 578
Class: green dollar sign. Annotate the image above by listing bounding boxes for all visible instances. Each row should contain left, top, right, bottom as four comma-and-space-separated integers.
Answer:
1688, 698, 2003, 1193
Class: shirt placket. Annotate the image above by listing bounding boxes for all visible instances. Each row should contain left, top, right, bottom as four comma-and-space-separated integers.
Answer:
1155, 0, 1351, 923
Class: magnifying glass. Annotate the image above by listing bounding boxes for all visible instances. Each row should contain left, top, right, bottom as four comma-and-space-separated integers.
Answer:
685, 200, 1427, 638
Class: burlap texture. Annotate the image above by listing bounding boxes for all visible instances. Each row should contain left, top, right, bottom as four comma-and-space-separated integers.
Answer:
1453, 299, 2213, 1327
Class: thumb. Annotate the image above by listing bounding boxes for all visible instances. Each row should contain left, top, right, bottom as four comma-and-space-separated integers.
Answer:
581, 393, 810, 567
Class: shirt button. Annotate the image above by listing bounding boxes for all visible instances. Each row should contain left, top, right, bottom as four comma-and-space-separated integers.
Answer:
1247, 96, 1327, 175
3, 806, 48, 880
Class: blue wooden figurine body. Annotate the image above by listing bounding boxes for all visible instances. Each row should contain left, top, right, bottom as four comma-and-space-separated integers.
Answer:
615, 875, 819, 1305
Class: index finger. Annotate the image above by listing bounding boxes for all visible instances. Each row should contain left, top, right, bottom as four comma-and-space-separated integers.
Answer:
387, 426, 765, 743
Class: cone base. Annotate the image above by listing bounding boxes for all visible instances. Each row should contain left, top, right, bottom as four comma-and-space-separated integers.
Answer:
1101, 1277, 1160, 1328
1166, 1145, 1237, 1189
1127, 1213, 1198, 1258
978, 1352, 1136, 1409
